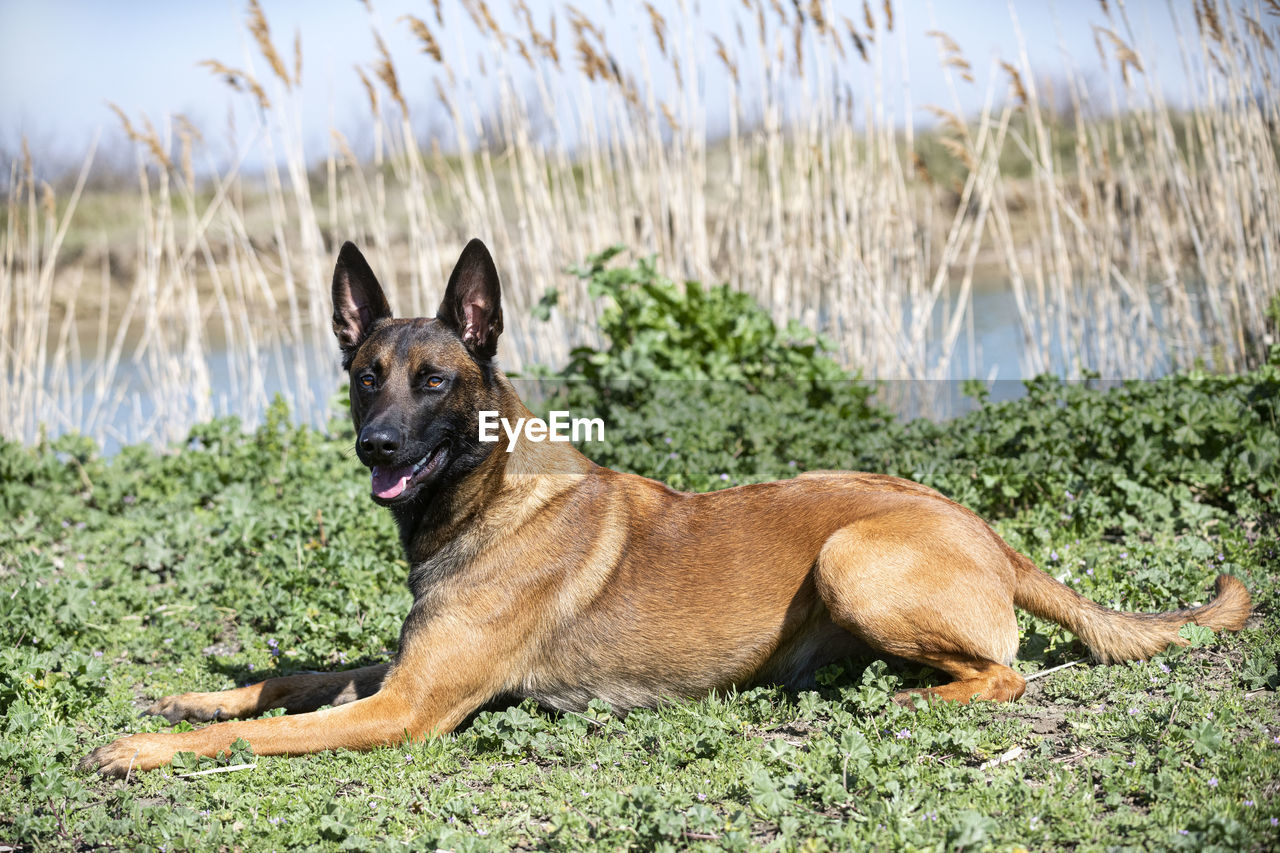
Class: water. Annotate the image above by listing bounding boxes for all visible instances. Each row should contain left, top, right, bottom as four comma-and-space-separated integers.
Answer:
40, 280, 1170, 454
50, 338, 344, 457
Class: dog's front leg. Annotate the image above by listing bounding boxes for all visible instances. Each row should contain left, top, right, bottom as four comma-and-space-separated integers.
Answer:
145, 663, 391, 723
81, 615, 506, 777
81, 689, 419, 777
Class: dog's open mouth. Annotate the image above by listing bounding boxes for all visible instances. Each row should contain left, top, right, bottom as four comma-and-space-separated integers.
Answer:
370, 442, 448, 500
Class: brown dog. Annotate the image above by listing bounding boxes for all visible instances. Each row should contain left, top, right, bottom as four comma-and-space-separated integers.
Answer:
82, 239, 1252, 777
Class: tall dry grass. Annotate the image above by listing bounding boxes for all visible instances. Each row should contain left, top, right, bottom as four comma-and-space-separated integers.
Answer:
2, 0, 1277, 447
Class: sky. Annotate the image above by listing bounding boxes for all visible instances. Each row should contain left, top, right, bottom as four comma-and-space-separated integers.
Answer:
0, 0, 1202, 176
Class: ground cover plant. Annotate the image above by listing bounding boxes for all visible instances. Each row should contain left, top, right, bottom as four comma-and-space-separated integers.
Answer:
3, 256, 1279, 850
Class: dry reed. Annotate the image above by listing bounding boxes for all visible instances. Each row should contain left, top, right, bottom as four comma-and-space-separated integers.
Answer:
2, 0, 1276, 447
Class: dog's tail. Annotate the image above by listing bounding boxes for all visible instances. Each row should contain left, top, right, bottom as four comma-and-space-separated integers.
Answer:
1010, 550, 1250, 664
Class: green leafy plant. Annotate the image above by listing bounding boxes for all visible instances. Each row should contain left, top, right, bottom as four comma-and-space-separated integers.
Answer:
1, 257, 1278, 850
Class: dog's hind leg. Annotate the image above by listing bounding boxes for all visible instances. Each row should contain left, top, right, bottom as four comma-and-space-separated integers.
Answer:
145, 663, 390, 723
813, 511, 1026, 705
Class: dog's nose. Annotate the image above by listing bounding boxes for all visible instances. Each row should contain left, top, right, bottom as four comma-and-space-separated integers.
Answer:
359, 425, 402, 462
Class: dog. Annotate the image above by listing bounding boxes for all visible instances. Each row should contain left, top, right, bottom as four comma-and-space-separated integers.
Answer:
82, 239, 1252, 777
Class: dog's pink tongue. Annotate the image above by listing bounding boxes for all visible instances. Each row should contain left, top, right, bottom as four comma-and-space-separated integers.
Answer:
371, 464, 414, 499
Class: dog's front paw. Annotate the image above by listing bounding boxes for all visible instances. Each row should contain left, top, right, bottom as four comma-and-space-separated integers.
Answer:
145, 691, 225, 724
80, 733, 179, 778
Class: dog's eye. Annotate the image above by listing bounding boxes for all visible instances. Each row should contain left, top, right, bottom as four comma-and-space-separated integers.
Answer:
426, 375, 444, 389
359, 374, 375, 388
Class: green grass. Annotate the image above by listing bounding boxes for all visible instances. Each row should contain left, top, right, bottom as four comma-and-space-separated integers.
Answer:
2, 386, 1276, 851
3, 259, 1280, 850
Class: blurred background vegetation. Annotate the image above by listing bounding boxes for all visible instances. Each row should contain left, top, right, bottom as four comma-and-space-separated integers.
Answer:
2, 0, 1278, 449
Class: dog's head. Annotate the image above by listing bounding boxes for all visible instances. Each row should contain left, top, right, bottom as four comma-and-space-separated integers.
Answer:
331, 239, 505, 507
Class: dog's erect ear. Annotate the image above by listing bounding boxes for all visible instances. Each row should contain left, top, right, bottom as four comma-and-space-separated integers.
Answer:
437, 238, 503, 360
332, 242, 392, 365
